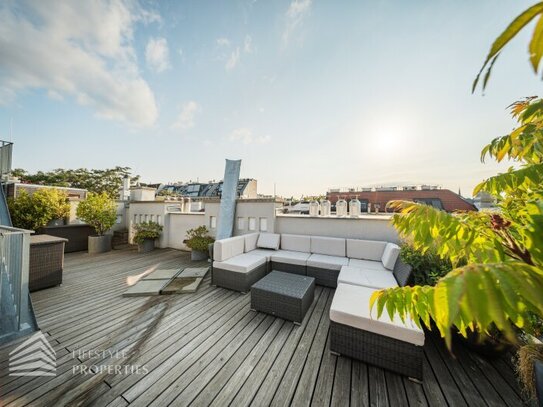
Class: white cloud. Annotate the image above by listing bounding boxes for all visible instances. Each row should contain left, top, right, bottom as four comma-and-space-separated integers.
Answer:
229, 128, 270, 144
172, 101, 201, 130
145, 37, 171, 73
244, 35, 253, 53
225, 47, 240, 70
282, 0, 312, 45
0, 1, 159, 127
216, 37, 231, 47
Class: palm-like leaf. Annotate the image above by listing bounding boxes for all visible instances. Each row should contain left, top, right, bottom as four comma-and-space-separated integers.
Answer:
371, 262, 543, 348
474, 164, 543, 197
473, 2, 543, 92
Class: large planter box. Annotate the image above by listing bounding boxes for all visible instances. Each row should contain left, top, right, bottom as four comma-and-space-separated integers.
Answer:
43, 224, 95, 253
88, 235, 112, 254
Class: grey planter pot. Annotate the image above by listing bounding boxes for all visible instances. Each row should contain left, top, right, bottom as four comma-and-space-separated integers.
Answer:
47, 218, 65, 227
191, 250, 208, 261
138, 238, 155, 253
536, 360, 543, 407
88, 235, 112, 254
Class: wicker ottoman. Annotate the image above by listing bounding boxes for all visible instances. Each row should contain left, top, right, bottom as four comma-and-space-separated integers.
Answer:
251, 270, 315, 324
29, 234, 68, 292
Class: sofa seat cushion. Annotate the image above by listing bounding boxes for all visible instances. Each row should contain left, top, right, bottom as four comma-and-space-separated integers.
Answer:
280, 234, 311, 253
330, 283, 424, 346
249, 248, 276, 261
338, 266, 398, 289
214, 236, 246, 262
346, 239, 387, 261
348, 258, 388, 272
213, 253, 267, 274
257, 233, 281, 250
271, 250, 311, 266
307, 254, 349, 271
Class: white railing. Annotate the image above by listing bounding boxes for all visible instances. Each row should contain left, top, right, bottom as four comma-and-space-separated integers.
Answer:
0, 226, 33, 344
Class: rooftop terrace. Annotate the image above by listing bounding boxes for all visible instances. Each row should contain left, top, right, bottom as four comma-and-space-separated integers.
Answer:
0, 248, 526, 406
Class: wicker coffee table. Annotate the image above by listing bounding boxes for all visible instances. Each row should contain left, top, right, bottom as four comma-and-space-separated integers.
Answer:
251, 270, 315, 324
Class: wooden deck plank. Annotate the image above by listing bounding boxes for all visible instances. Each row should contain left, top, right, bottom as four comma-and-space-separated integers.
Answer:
0, 248, 527, 407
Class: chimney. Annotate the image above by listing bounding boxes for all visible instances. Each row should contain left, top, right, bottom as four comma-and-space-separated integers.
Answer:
119, 175, 130, 201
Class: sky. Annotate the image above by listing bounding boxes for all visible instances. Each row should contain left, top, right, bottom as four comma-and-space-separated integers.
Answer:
0, 0, 540, 198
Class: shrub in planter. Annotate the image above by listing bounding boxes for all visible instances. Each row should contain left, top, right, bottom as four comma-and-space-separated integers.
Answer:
185, 226, 214, 261
399, 243, 453, 286
8, 188, 70, 231
76, 192, 116, 254
133, 221, 163, 253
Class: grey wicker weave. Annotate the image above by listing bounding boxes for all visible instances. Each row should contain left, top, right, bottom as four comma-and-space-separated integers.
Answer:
212, 262, 268, 293
330, 321, 423, 379
270, 261, 306, 276
251, 271, 315, 324
306, 266, 339, 288
29, 235, 68, 292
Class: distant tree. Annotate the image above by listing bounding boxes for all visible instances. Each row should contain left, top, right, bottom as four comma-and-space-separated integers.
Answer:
11, 167, 139, 199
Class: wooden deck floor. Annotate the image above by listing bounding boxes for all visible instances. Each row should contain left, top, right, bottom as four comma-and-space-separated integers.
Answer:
0, 248, 527, 406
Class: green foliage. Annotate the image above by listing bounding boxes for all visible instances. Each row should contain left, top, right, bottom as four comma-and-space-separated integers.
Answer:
8, 188, 70, 231
373, 99, 543, 348
76, 192, 117, 235
399, 244, 453, 286
133, 221, 163, 244
185, 226, 214, 252
473, 2, 543, 92
11, 166, 139, 199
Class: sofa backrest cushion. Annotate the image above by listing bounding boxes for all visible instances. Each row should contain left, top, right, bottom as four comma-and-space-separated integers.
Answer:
213, 235, 245, 262
346, 239, 387, 261
257, 233, 280, 250
310, 236, 345, 257
281, 234, 311, 253
382, 243, 401, 270
244, 233, 259, 253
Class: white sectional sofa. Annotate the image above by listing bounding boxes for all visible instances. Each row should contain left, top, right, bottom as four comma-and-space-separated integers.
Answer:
211, 232, 424, 379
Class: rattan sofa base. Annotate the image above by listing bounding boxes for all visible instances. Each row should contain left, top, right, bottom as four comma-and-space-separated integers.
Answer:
306, 266, 340, 288
270, 261, 306, 276
212, 262, 268, 293
330, 320, 423, 380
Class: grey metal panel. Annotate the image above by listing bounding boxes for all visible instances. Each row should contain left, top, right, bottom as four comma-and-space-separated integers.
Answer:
216, 159, 241, 240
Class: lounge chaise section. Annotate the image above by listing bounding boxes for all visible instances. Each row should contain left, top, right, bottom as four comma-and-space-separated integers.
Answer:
330, 283, 424, 380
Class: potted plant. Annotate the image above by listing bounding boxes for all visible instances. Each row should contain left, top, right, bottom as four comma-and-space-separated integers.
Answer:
133, 221, 163, 253
45, 189, 71, 226
185, 226, 214, 261
76, 192, 117, 254
8, 188, 70, 230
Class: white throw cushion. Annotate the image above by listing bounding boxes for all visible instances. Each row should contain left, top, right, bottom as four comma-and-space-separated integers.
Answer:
213, 253, 267, 273
330, 283, 424, 346
280, 234, 311, 253
346, 239, 387, 261
213, 236, 245, 262
338, 266, 398, 289
271, 250, 311, 266
257, 233, 281, 250
349, 258, 388, 272
381, 243, 401, 271
307, 254, 349, 271
244, 233, 259, 253
310, 236, 346, 257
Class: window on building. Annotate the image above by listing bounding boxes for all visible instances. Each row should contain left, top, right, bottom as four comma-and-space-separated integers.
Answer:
414, 198, 444, 210
359, 199, 369, 212
134, 214, 138, 224
259, 217, 268, 232
237, 217, 245, 230
156, 215, 161, 225
248, 217, 256, 231
150, 214, 154, 222
210, 216, 217, 229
